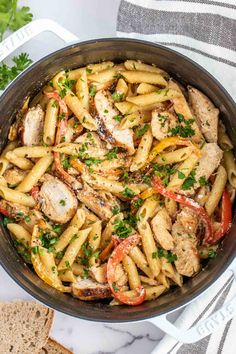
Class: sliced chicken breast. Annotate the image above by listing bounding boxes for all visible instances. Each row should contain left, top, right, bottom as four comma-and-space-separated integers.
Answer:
172, 208, 200, 277
151, 110, 177, 141
77, 182, 117, 220
39, 175, 78, 224
22, 105, 45, 146
188, 86, 219, 143
74, 132, 108, 158
3, 167, 27, 186
72, 278, 111, 300
174, 240, 200, 277
90, 264, 107, 284
151, 208, 174, 250
94, 90, 135, 154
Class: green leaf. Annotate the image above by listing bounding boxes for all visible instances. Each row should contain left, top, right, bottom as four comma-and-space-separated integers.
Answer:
9, 5, 33, 32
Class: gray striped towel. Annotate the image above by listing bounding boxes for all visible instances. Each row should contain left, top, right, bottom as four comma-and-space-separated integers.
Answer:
117, 0, 236, 100
116, 1, 236, 353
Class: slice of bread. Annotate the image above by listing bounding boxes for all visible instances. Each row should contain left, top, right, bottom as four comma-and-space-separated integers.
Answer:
0, 300, 54, 354
40, 338, 73, 354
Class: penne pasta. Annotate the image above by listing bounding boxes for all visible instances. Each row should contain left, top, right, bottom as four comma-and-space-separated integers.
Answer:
0, 141, 18, 175
126, 89, 180, 106
154, 146, 194, 165
12, 146, 52, 158
7, 223, 31, 246
76, 68, 89, 111
224, 150, 236, 188
122, 71, 167, 86
0, 185, 35, 207
54, 225, 79, 254
167, 153, 200, 191
138, 221, 161, 278
205, 165, 227, 216
58, 227, 91, 271
5, 151, 34, 170
16, 155, 53, 193
43, 98, 59, 145
130, 129, 153, 171
70, 208, 86, 229
137, 83, 158, 94
124, 60, 166, 75
122, 255, 141, 290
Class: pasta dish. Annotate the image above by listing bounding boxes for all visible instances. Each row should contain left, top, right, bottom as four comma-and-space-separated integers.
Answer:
0, 60, 234, 306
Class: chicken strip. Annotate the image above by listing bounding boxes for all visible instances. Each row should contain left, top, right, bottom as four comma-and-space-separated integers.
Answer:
39, 175, 78, 224
22, 105, 45, 146
151, 208, 174, 250
72, 278, 111, 300
188, 86, 219, 143
95, 90, 135, 154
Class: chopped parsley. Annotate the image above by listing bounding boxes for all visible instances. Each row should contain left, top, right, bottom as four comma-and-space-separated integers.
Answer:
152, 248, 177, 263
24, 215, 31, 223
65, 260, 71, 269
133, 198, 144, 209
143, 175, 151, 185
3, 217, 14, 226
112, 282, 119, 292
53, 224, 62, 234
182, 169, 196, 190
122, 187, 135, 198
106, 147, 119, 160
113, 219, 132, 239
89, 85, 97, 97
136, 124, 149, 138
199, 175, 207, 187
208, 249, 217, 259
178, 171, 186, 179
32, 246, 39, 254
56, 251, 64, 259
84, 157, 102, 167
86, 67, 93, 74
82, 268, 89, 279
168, 113, 195, 138
112, 92, 124, 102
59, 199, 66, 206
112, 205, 120, 215
114, 114, 123, 122
158, 114, 168, 128
69, 234, 78, 244
59, 88, 67, 99
82, 116, 87, 123
62, 157, 71, 169
39, 231, 58, 252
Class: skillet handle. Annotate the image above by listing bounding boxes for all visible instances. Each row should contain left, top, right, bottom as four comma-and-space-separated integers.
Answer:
0, 18, 78, 62
149, 259, 236, 348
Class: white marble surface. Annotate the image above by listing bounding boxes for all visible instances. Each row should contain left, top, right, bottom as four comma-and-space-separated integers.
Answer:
0, 0, 171, 353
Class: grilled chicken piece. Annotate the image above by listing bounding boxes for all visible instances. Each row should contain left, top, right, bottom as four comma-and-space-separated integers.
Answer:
172, 208, 200, 277
64, 117, 83, 142
72, 278, 111, 300
39, 175, 78, 224
0, 200, 29, 219
151, 110, 177, 141
77, 182, 117, 220
115, 264, 128, 288
151, 209, 174, 250
3, 167, 27, 186
174, 240, 200, 277
188, 86, 219, 143
182, 143, 223, 195
74, 132, 108, 158
90, 264, 107, 284
94, 90, 135, 154
168, 80, 203, 143
22, 105, 45, 146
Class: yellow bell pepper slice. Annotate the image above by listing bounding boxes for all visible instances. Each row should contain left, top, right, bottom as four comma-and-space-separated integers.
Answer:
31, 224, 71, 293
147, 137, 199, 164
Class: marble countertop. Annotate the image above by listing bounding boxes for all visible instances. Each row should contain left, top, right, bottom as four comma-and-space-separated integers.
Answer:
0, 0, 170, 353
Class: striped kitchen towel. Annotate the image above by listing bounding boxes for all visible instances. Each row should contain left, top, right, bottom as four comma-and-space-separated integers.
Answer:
116, 0, 236, 100
116, 1, 236, 353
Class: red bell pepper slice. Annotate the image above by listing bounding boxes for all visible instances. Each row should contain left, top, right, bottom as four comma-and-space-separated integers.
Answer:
31, 186, 39, 200
151, 175, 213, 243
206, 189, 232, 244
0, 207, 11, 217
107, 234, 146, 306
